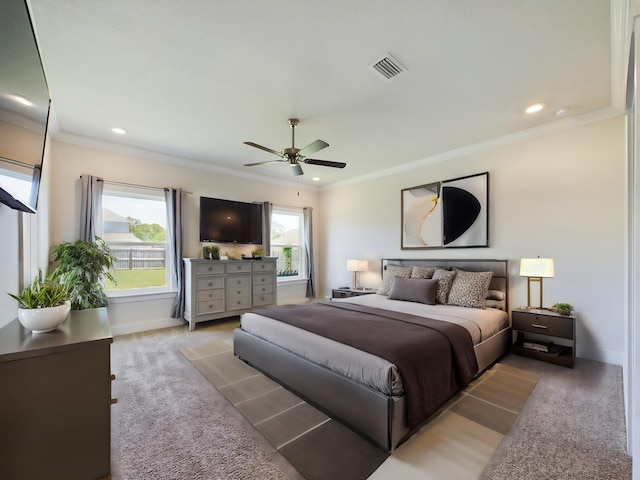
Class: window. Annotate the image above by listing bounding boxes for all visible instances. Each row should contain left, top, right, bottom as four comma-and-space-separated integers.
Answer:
271, 206, 306, 281
102, 185, 172, 294
0, 161, 33, 207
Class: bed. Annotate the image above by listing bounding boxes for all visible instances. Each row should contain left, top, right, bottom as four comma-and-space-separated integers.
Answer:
233, 258, 511, 452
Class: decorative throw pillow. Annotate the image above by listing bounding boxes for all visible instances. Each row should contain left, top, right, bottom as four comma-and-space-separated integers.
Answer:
389, 277, 438, 305
486, 289, 505, 301
485, 299, 504, 310
432, 269, 457, 304
377, 265, 412, 295
447, 270, 494, 309
410, 266, 438, 279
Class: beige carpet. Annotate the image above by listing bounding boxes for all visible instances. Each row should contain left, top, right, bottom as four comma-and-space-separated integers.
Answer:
479, 354, 633, 480
182, 338, 539, 480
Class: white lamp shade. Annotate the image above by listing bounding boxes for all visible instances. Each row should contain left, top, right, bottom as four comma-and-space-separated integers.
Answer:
347, 259, 368, 272
520, 258, 554, 278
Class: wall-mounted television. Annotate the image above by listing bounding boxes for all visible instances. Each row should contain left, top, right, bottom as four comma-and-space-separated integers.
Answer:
0, 0, 51, 213
200, 197, 263, 244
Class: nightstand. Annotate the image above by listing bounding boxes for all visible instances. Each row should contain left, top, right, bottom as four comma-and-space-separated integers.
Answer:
511, 308, 576, 368
331, 288, 376, 299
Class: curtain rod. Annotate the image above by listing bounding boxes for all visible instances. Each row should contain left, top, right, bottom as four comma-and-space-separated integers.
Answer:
79, 176, 192, 194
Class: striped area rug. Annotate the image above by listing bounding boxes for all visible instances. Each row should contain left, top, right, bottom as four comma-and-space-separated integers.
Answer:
182, 340, 539, 480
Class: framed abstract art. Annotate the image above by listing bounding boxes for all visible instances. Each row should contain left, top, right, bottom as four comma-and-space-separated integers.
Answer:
401, 172, 488, 249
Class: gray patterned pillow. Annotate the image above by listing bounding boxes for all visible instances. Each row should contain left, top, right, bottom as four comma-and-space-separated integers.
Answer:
447, 270, 494, 309
377, 265, 412, 295
410, 266, 438, 279
432, 269, 457, 304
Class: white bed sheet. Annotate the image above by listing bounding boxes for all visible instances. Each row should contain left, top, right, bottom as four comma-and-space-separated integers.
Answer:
240, 294, 509, 396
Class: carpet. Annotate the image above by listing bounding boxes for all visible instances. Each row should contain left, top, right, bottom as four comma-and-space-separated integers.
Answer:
479, 355, 633, 480
182, 339, 540, 480
110, 320, 304, 480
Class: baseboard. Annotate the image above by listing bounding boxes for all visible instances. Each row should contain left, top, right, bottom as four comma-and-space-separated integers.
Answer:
580, 347, 623, 366
110, 317, 183, 336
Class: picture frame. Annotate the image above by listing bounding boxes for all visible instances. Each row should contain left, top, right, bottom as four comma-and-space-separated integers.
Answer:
401, 172, 488, 249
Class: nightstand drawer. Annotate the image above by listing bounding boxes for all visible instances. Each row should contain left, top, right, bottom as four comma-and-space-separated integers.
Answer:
512, 311, 573, 339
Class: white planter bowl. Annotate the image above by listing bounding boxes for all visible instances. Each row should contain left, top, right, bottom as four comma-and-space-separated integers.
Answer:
18, 301, 71, 333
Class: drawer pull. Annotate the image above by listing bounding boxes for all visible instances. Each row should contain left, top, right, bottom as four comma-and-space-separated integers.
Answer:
208, 282, 213, 287
531, 324, 548, 329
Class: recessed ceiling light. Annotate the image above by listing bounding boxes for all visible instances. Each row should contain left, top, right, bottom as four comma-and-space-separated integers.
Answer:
111, 127, 127, 135
525, 103, 545, 114
555, 107, 571, 117
312, 177, 320, 182
11, 94, 33, 107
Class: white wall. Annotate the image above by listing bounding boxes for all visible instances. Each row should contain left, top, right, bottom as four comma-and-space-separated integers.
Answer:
49, 140, 320, 334
0, 206, 20, 329
319, 115, 626, 364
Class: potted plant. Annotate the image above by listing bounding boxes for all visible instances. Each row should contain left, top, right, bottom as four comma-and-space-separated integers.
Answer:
203, 244, 220, 259
8, 269, 71, 333
551, 303, 574, 316
251, 248, 264, 258
50, 237, 116, 310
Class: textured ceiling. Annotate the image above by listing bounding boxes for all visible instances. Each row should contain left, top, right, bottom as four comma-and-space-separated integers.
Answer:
28, 0, 625, 187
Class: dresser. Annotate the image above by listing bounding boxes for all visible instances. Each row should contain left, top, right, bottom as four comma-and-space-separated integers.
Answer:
0, 308, 114, 480
183, 258, 277, 330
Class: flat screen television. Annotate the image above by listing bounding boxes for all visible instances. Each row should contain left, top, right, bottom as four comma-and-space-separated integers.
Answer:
200, 197, 263, 244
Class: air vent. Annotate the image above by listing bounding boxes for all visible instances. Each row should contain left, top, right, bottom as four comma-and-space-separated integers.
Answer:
368, 53, 407, 81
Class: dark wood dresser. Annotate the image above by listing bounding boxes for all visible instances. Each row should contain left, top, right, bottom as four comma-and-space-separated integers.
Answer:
0, 308, 113, 480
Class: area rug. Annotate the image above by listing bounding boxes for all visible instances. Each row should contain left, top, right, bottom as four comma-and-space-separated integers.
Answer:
182, 340, 540, 480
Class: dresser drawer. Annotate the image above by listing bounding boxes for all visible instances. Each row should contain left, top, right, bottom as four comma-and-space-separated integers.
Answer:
227, 286, 250, 299
195, 277, 225, 291
227, 296, 251, 310
196, 289, 224, 302
253, 283, 274, 295
228, 275, 251, 288
195, 262, 225, 275
196, 299, 225, 315
227, 262, 252, 273
253, 293, 275, 306
253, 274, 274, 286
253, 261, 276, 272
512, 311, 573, 339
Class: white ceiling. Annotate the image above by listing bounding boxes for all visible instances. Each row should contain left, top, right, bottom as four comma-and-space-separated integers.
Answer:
28, 0, 626, 187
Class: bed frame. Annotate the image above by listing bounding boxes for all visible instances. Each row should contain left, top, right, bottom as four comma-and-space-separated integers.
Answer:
234, 258, 511, 452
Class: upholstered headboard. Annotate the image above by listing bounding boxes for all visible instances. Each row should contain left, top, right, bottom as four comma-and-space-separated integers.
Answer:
381, 258, 509, 311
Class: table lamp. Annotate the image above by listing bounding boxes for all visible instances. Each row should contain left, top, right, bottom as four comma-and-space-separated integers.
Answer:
519, 258, 554, 309
347, 259, 368, 290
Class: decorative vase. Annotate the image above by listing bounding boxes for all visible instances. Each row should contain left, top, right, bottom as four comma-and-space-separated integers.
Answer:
18, 301, 71, 333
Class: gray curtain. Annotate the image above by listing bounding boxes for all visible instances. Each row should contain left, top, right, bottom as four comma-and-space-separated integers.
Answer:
303, 207, 315, 298
165, 188, 185, 319
262, 201, 272, 255
79, 174, 103, 242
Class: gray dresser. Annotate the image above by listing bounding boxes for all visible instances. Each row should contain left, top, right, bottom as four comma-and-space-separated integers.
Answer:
0, 308, 113, 480
183, 258, 277, 330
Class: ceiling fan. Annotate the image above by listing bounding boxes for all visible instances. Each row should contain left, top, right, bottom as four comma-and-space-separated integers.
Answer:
244, 118, 346, 176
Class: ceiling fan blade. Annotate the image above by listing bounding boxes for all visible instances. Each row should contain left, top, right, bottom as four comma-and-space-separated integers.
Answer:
244, 160, 285, 167
303, 159, 347, 169
298, 139, 329, 157
244, 141, 282, 157
291, 164, 304, 176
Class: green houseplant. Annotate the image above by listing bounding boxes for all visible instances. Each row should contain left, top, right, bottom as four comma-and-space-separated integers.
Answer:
8, 269, 71, 333
51, 237, 116, 310
551, 302, 574, 316
203, 244, 220, 259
